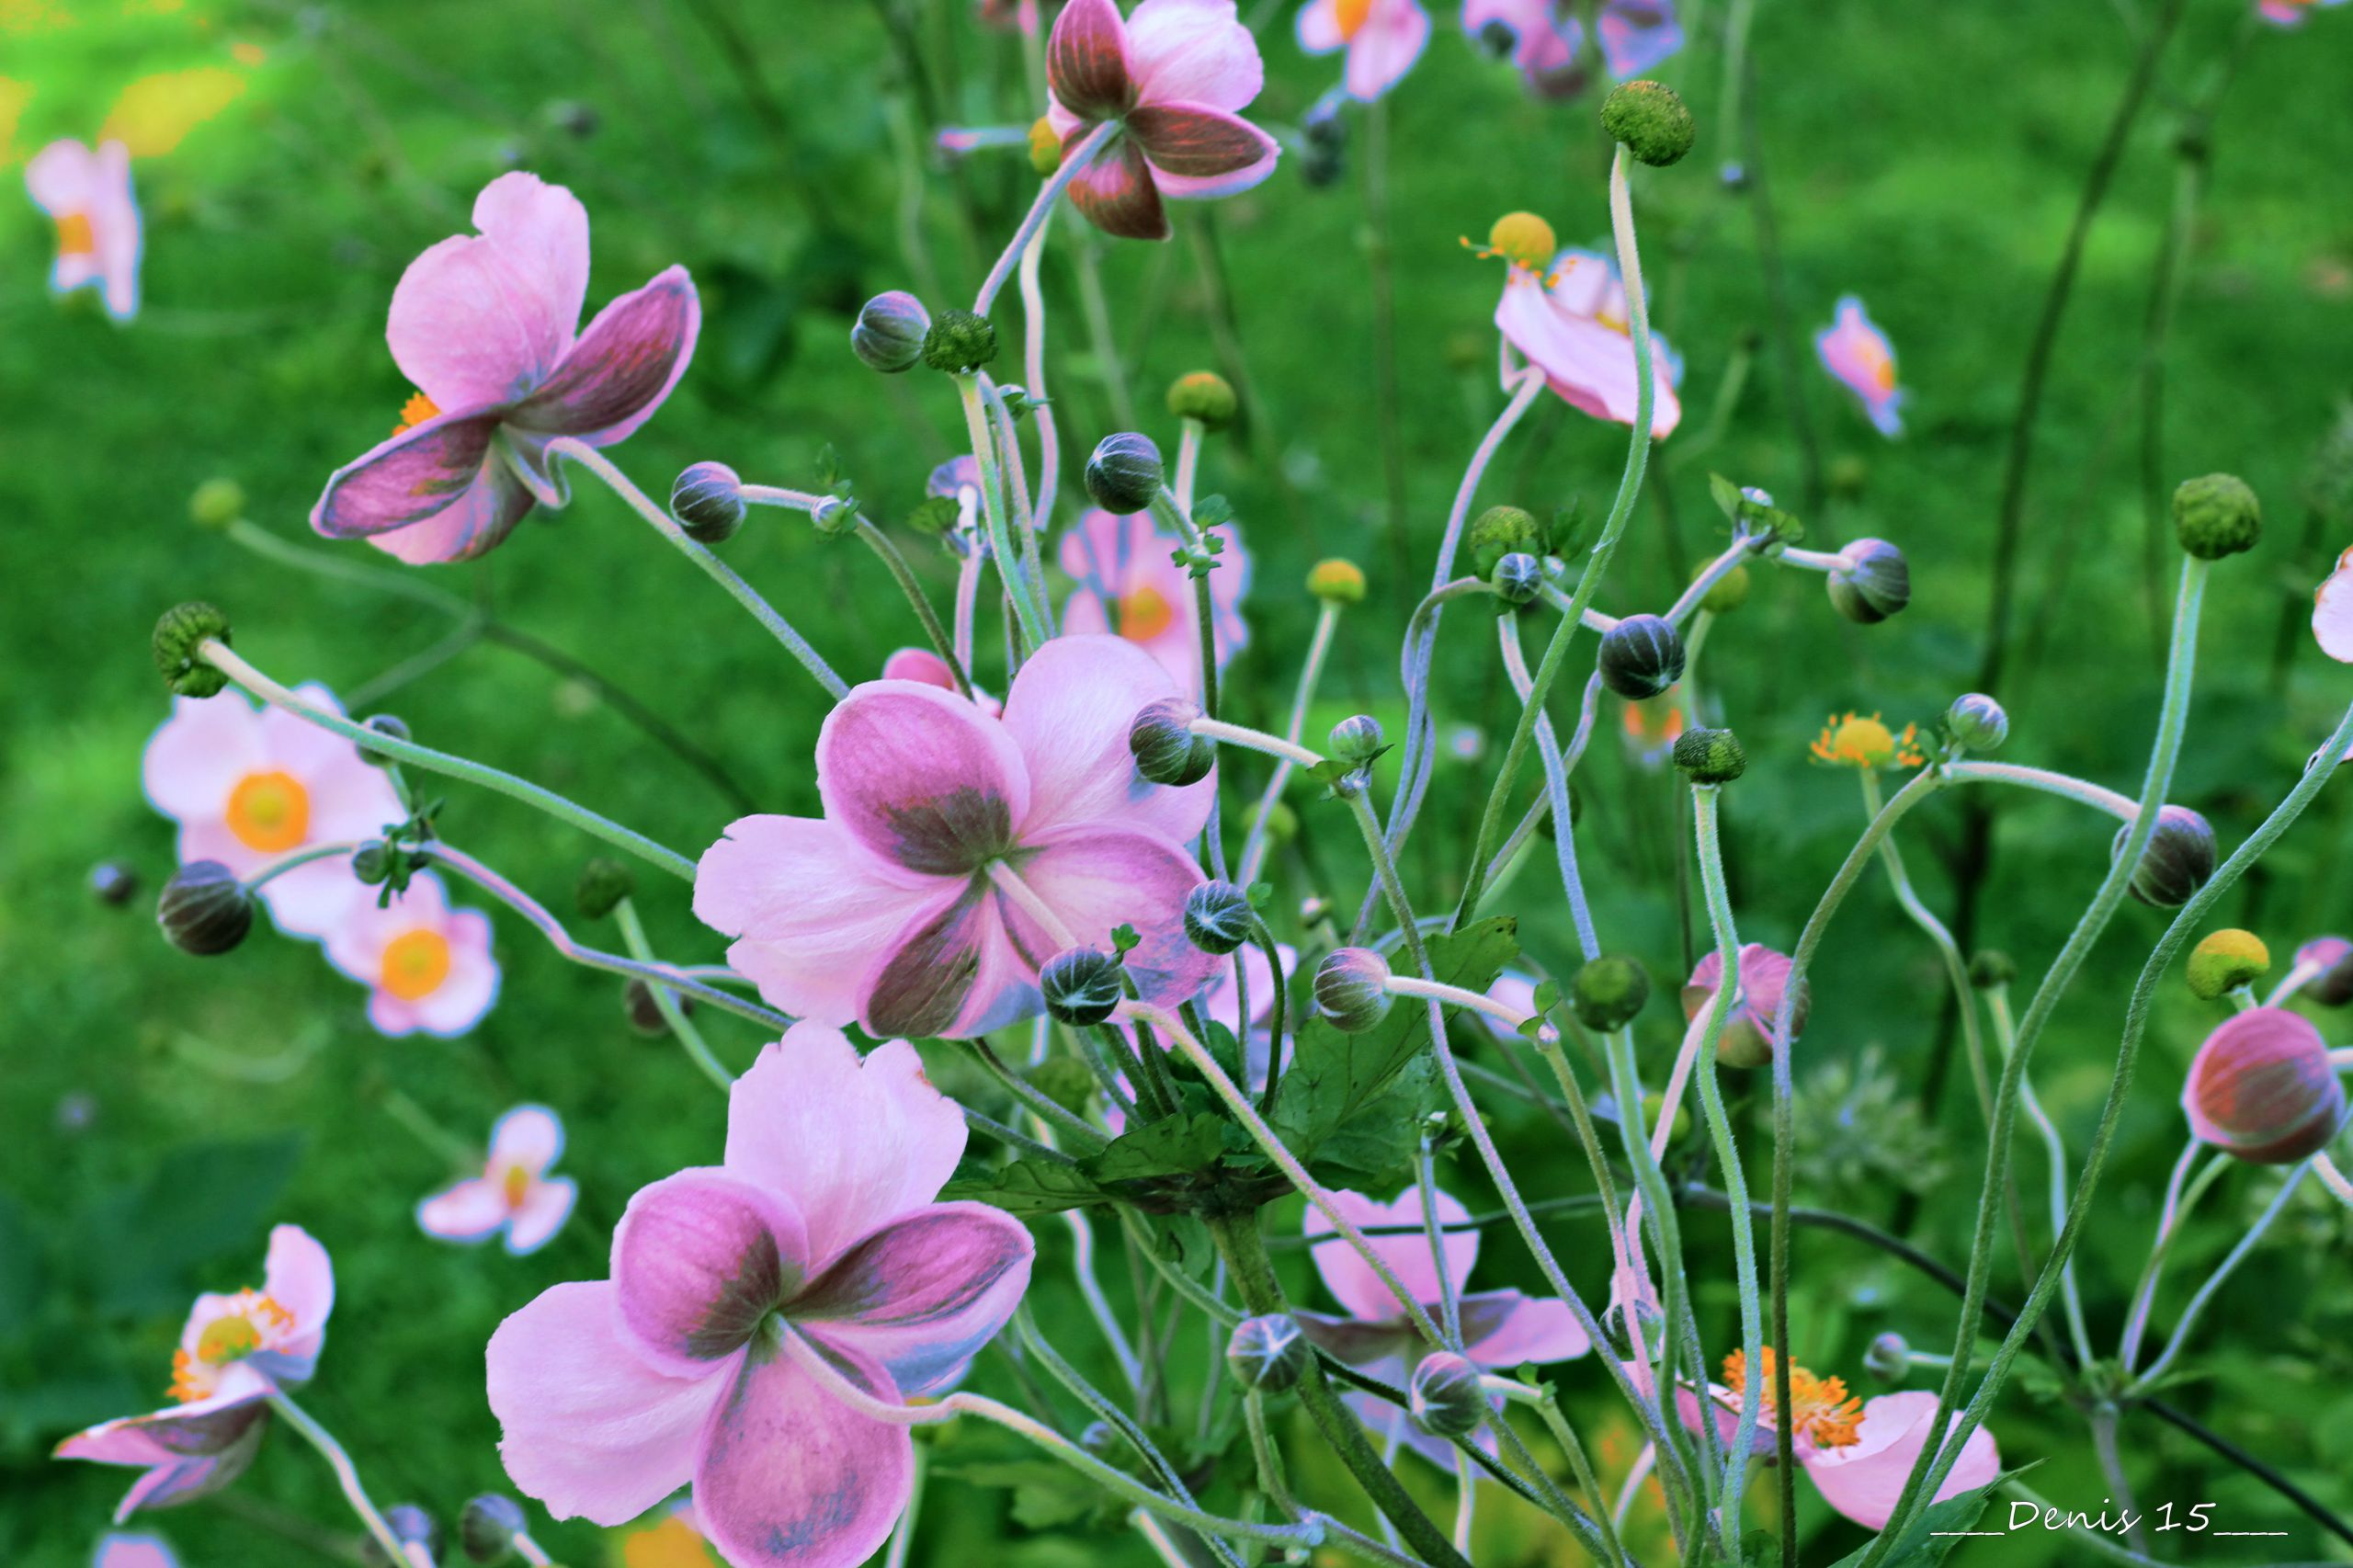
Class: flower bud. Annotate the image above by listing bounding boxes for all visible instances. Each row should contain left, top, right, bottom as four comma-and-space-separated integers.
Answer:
1601, 1292, 1666, 1363
1085, 432, 1165, 513
360, 713, 411, 762
2112, 804, 2216, 908
2186, 928, 2268, 1002
1308, 558, 1367, 604
1696, 562, 1751, 615
1167, 370, 1238, 431
1943, 692, 2008, 754
353, 842, 392, 885
364, 1506, 443, 1568
90, 859, 140, 906
1314, 948, 1393, 1033
1329, 713, 1385, 764
2172, 472, 2261, 561
853, 290, 932, 374
2182, 1006, 2347, 1165
1684, 944, 1808, 1070
189, 476, 244, 530
153, 601, 232, 698
1597, 613, 1687, 699
1967, 949, 2017, 990
920, 307, 998, 373
1673, 726, 1747, 785
1863, 1332, 1909, 1381
1040, 946, 1124, 1027
2295, 936, 2353, 1005
1468, 504, 1545, 579
1571, 954, 1650, 1032
1225, 1313, 1309, 1392
1027, 116, 1063, 177
1600, 80, 1696, 166
1184, 881, 1254, 955
1129, 697, 1214, 786
623, 978, 697, 1037
1492, 551, 1544, 606
576, 857, 635, 920
670, 460, 747, 544
459, 1494, 528, 1564
1409, 1352, 1487, 1437
158, 861, 253, 956
1826, 539, 1911, 624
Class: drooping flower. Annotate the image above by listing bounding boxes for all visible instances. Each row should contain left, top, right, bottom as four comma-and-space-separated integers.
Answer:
1815, 296, 1904, 437
322, 871, 499, 1038
1482, 216, 1681, 437
487, 1025, 1034, 1568
1044, 0, 1281, 241
95, 1535, 181, 1568
1060, 507, 1250, 698
2313, 543, 2353, 662
417, 1105, 578, 1256
1809, 711, 1924, 769
1463, 0, 1681, 96
56, 1227, 334, 1520
26, 139, 142, 322
1621, 691, 1685, 768
142, 688, 404, 939
1298, 0, 1431, 100
696, 636, 1220, 1040
2257, 0, 2346, 25
1296, 1186, 1589, 1463
312, 172, 699, 563
1682, 944, 1808, 1069
2181, 1006, 2348, 1164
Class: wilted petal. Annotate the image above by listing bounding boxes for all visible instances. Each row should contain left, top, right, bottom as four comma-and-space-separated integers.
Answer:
791, 1205, 1034, 1394
1292, 1310, 1415, 1366
509, 266, 699, 446
1303, 1187, 1476, 1324
387, 172, 587, 409
816, 682, 1029, 875
1065, 134, 1170, 241
311, 412, 507, 540
2314, 545, 2353, 663
998, 824, 1217, 1009
1002, 635, 1214, 842
1131, 104, 1280, 199
1127, 0, 1263, 111
1048, 0, 1137, 118
1801, 1392, 1999, 1531
1459, 1290, 1590, 1366
612, 1169, 809, 1375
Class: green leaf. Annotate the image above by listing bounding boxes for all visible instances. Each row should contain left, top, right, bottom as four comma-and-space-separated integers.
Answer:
1191, 494, 1235, 529
78, 1133, 306, 1315
904, 494, 961, 535
1083, 1113, 1229, 1184
940, 1156, 1111, 1215
1709, 472, 1747, 522
1824, 1475, 2009, 1568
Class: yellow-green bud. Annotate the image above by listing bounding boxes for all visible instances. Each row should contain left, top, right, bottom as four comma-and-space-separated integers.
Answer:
1028, 116, 1063, 178
1166, 370, 1238, 432
1571, 954, 1650, 1032
2187, 928, 2269, 1002
1307, 558, 1367, 603
2172, 472, 2261, 561
920, 308, 998, 374
1467, 504, 1544, 579
1673, 726, 1747, 785
1600, 80, 1696, 167
1696, 562, 1751, 615
189, 477, 244, 530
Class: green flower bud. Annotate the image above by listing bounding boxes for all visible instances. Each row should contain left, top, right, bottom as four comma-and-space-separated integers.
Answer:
1493, 551, 1544, 606
189, 476, 244, 530
2114, 805, 2217, 909
2187, 928, 2268, 1001
1129, 697, 1214, 786
1967, 949, 2017, 990
1597, 614, 1686, 699
90, 859, 140, 906
1943, 692, 2007, 754
670, 460, 747, 544
1696, 562, 1751, 615
1826, 539, 1911, 624
1599, 80, 1696, 167
623, 977, 697, 1037
1184, 881, 1253, 955
1308, 558, 1367, 603
1467, 504, 1545, 580
1225, 1313, 1309, 1392
359, 713, 411, 763
1571, 954, 1650, 1032
363, 1506, 443, 1568
1166, 370, 1239, 432
2172, 472, 2261, 561
1328, 713, 1385, 765
1248, 798, 1299, 846
1040, 946, 1123, 1027
1314, 947, 1393, 1033
1408, 1352, 1487, 1437
1672, 726, 1747, 785
1085, 432, 1165, 513
158, 860, 253, 956
153, 601, 232, 698
920, 307, 998, 374
459, 1494, 527, 1565
576, 857, 636, 920
853, 290, 932, 374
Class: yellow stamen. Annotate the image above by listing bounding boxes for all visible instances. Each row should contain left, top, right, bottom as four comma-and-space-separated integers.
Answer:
381, 928, 452, 1002
1335, 0, 1375, 40
225, 768, 311, 854
1116, 584, 1176, 644
1464, 210, 1557, 274
621, 1515, 720, 1568
1809, 711, 1922, 770
392, 390, 440, 436
1722, 1347, 1863, 1449
55, 212, 97, 256
500, 1162, 533, 1209
167, 1291, 292, 1403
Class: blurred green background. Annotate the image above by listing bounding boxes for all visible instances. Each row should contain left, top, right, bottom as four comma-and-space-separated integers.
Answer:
5, 0, 2352, 1563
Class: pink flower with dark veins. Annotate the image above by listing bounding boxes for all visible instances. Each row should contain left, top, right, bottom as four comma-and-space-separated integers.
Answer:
312, 172, 699, 563
1044, 0, 1280, 241
696, 635, 1220, 1040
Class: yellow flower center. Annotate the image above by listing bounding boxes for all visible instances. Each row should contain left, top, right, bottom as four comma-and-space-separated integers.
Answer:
392, 390, 440, 436
1335, 0, 1375, 40
622, 1515, 721, 1568
168, 1290, 291, 1403
381, 928, 452, 1002
1722, 1347, 1862, 1449
1622, 695, 1684, 749
500, 1162, 534, 1209
1475, 210, 1557, 273
225, 768, 311, 854
1117, 584, 1176, 644
1849, 334, 1897, 395
55, 211, 96, 256
1810, 711, 1921, 769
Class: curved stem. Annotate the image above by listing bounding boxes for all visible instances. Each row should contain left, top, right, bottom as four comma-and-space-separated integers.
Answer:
958, 376, 1050, 653
972, 121, 1116, 315
266, 1394, 416, 1567
857, 519, 972, 697
2129, 1161, 2312, 1392
1238, 599, 1340, 884
616, 897, 733, 1092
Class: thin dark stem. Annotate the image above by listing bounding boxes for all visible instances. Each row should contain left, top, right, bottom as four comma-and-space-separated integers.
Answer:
855, 518, 972, 699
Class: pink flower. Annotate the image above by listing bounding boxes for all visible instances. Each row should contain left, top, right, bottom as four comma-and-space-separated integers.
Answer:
142, 687, 404, 939
312, 172, 699, 563
2313, 544, 2353, 662
1296, 1186, 1589, 1465
1815, 295, 1904, 437
1799, 1392, 2001, 1530
486, 1025, 1034, 1568
882, 648, 1001, 715
322, 871, 499, 1037
1464, 0, 1680, 96
1595, 0, 1682, 76
1496, 247, 1682, 437
56, 1226, 334, 1521
26, 138, 141, 322
1298, 0, 1431, 100
1682, 943, 1807, 1068
1044, 0, 1280, 241
1059, 507, 1249, 698
96, 1535, 181, 1568
2258, 0, 2346, 24
417, 1105, 579, 1255
695, 635, 1220, 1040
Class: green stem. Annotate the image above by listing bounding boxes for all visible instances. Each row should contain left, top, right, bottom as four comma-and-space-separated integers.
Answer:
615, 899, 733, 1092
958, 375, 1051, 652
972, 121, 1117, 315
266, 1394, 416, 1567
1238, 600, 1340, 884
857, 519, 972, 697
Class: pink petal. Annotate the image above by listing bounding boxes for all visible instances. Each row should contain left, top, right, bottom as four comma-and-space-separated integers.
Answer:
1128, 0, 1263, 112
310, 411, 507, 540
1001, 635, 1214, 843
2315, 545, 2353, 663
696, 1338, 914, 1568
1131, 104, 1280, 199
257, 1223, 334, 1376
506, 1176, 578, 1256
365, 443, 539, 564
1296, 0, 1345, 52
56, 1381, 271, 1523
1495, 272, 1680, 437
490, 1104, 564, 1173
26, 138, 96, 210
142, 694, 265, 823
858, 883, 1020, 1040
724, 1030, 971, 1265
417, 1176, 509, 1243
1458, 1290, 1590, 1366
405, 912, 501, 1037
1343, 0, 1432, 100
881, 647, 960, 690
1047, 0, 1137, 118
815, 681, 1030, 875
996, 824, 1217, 1010
387, 173, 586, 410
613, 1169, 811, 1376
1291, 1310, 1415, 1365
486, 1280, 725, 1527
508, 266, 699, 446
1597, 0, 1682, 77
1302, 1187, 1476, 1324
790, 1204, 1035, 1394
1801, 1391, 2001, 1531
96, 1534, 181, 1568
1065, 134, 1170, 241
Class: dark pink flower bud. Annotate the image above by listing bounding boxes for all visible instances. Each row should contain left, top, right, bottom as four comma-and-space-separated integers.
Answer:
2295, 935, 2353, 1006
2181, 1006, 2347, 1165
1683, 944, 1808, 1069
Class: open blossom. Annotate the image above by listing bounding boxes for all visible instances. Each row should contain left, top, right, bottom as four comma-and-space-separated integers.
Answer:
323, 871, 499, 1037
312, 172, 699, 563
2257, 0, 2346, 23
1683, 943, 1808, 1067
1297, 0, 1430, 100
2313, 544, 2353, 662
1060, 507, 1250, 697
26, 138, 141, 321
56, 1227, 334, 1520
417, 1105, 578, 1255
142, 687, 403, 938
1045, 0, 1280, 241
696, 635, 1220, 1040
1488, 222, 1681, 437
1464, 0, 1680, 96
487, 1025, 1033, 1568
1815, 295, 1904, 437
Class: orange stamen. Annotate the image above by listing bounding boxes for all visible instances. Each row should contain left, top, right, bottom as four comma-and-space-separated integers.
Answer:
381, 928, 452, 1002
392, 391, 440, 436
1116, 585, 1176, 644
55, 212, 97, 256
225, 769, 311, 854
1722, 1346, 1864, 1449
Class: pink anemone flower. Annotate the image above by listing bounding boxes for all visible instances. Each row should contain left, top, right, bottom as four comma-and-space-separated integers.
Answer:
1059, 507, 1249, 698
1297, 1186, 1589, 1464
881, 647, 1001, 716
1464, 0, 1680, 96
1815, 295, 1904, 437
695, 635, 1220, 1041
417, 1105, 578, 1256
311, 172, 699, 564
55, 1226, 334, 1520
2259, 0, 2346, 23
142, 687, 404, 939
96, 1536, 181, 1568
2313, 544, 2353, 662
1595, 0, 1683, 75
323, 871, 499, 1038
1044, 0, 1281, 241
1298, 0, 1431, 100
486, 1024, 1034, 1568
1682, 942, 1808, 1068
1496, 246, 1682, 437
27, 139, 141, 322
1800, 1392, 2001, 1529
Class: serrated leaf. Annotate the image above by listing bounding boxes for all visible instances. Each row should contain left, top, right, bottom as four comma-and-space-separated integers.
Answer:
904, 494, 961, 535
1192, 494, 1235, 529
940, 1156, 1111, 1215
1083, 1113, 1229, 1183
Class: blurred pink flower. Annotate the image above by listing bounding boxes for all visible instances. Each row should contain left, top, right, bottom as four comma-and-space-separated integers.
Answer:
2313, 544, 2353, 662
1815, 295, 1904, 437
1496, 248, 1681, 437
323, 871, 499, 1037
1059, 507, 1249, 698
1682, 942, 1807, 1067
1464, 0, 1680, 96
26, 139, 141, 321
142, 687, 403, 939
487, 1024, 1033, 1568
56, 1227, 334, 1520
312, 172, 699, 563
696, 635, 1219, 1040
417, 1105, 578, 1255
1045, 0, 1280, 240
95, 1535, 181, 1568
1298, 0, 1431, 100
2257, 0, 2346, 24
1595, 0, 1682, 75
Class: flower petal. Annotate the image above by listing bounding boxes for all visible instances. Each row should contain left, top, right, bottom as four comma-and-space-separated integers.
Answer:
1128, 0, 1263, 111
1495, 272, 1680, 437
862, 881, 1004, 1041
487, 1280, 726, 1527
417, 1177, 509, 1244
387, 173, 586, 409
55, 1376, 272, 1522
96, 1534, 181, 1568
1047, 0, 1136, 118
142, 694, 265, 824
1459, 1290, 1590, 1366
790, 1204, 1035, 1394
1291, 1310, 1415, 1366
612, 1169, 811, 1375
996, 824, 1217, 1010
1801, 1392, 1999, 1531
1065, 134, 1170, 241
506, 1177, 579, 1256
1302, 1187, 1475, 1324
310, 410, 506, 540
2314, 545, 2353, 663
694, 1337, 915, 1568
508, 266, 699, 446
254, 1224, 332, 1381
366, 440, 539, 564
815, 681, 1029, 875
1002, 635, 1214, 842
490, 1104, 564, 1173
1131, 103, 1280, 199
1597, 0, 1683, 78
1343, 0, 1432, 100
